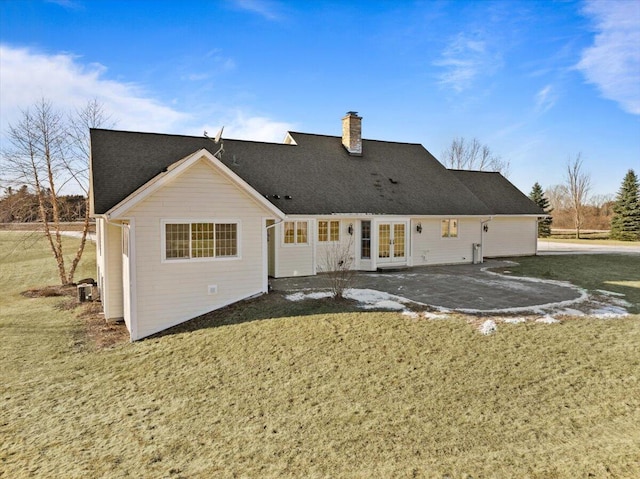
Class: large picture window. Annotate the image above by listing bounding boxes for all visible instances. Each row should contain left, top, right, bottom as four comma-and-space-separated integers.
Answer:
164, 221, 238, 260
441, 219, 458, 238
318, 220, 340, 242
284, 221, 308, 245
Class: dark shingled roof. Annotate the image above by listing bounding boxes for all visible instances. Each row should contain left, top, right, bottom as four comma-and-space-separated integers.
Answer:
449, 169, 544, 215
90, 129, 541, 217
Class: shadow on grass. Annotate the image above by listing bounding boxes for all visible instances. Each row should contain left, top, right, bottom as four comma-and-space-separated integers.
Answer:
148, 291, 365, 340
503, 254, 640, 313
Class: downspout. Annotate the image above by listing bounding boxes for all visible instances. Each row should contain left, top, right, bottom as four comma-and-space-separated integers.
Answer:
265, 219, 285, 231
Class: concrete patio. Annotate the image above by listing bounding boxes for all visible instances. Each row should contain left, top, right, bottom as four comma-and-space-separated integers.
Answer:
270, 260, 584, 312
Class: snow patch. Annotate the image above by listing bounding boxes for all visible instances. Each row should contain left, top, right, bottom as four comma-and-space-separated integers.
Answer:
285, 291, 332, 301
344, 288, 415, 311
401, 311, 420, 319
555, 308, 586, 317
480, 320, 497, 335
423, 311, 450, 320
589, 305, 629, 319
536, 315, 560, 324
596, 289, 625, 298
503, 317, 527, 324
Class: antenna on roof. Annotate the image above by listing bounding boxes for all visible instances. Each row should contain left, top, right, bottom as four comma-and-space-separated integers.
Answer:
213, 126, 224, 144
204, 126, 224, 144
205, 126, 225, 159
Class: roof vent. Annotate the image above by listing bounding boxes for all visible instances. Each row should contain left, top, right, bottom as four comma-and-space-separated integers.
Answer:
342, 112, 362, 156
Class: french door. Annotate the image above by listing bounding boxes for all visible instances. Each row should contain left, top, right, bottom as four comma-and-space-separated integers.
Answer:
378, 222, 406, 263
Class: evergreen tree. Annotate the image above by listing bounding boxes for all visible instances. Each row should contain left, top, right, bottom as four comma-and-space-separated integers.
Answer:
529, 182, 553, 237
610, 169, 640, 241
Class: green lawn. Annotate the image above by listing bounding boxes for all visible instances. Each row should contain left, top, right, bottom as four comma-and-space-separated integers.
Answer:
1, 231, 639, 478
541, 237, 640, 246
502, 254, 640, 314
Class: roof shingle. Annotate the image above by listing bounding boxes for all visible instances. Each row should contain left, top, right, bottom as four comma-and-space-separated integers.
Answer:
90, 129, 541, 217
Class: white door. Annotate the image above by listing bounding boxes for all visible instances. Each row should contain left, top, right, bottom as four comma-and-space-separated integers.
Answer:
378, 222, 407, 264
122, 223, 131, 328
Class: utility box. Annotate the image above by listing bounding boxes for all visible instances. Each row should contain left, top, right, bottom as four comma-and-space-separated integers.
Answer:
472, 243, 483, 264
77, 283, 96, 302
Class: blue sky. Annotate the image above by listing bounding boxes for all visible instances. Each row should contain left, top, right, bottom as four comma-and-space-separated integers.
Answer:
1, 0, 638, 197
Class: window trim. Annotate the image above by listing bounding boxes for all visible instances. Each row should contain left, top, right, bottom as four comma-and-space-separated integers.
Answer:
318, 220, 340, 243
161, 219, 242, 263
282, 220, 309, 246
361, 220, 371, 259
441, 218, 459, 239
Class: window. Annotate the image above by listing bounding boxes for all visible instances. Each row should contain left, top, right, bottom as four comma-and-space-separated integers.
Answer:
164, 221, 238, 260
361, 221, 371, 259
441, 219, 458, 238
284, 221, 309, 245
318, 220, 340, 242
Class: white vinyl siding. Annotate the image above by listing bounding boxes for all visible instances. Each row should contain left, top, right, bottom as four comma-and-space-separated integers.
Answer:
99, 219, 124, 321
272, 219, 314, 277
123, 159, 271, 339
482, 217, 538, 257
411, 218, 481, 266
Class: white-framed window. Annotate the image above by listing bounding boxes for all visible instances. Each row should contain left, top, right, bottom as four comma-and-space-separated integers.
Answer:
283, 220, 308, 245
361, 220, 371, 259
441, 219, 458, 238
163, 220, 240, 261
318, 220, 340, 242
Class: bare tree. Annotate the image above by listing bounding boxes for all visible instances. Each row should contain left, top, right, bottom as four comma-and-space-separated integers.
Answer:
2, 98, 112, 285
318, 238, 356, 300
589, 193, 614, 210
65, 100, 114, 281
545, 184, 571, 211
565, 154, 592, 239
441, 137, 510, 177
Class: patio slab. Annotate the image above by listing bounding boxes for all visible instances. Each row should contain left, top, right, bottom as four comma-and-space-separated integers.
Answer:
270, 260, 584, 312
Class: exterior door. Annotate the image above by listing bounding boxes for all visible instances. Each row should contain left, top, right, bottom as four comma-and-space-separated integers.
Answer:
378, 222, 406, 263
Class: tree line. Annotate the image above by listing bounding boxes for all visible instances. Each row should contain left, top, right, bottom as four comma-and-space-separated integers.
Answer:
529, 160, 639, 240
0, 186, 87, 223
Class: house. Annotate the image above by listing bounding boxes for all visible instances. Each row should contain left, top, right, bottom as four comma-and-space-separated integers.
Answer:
90, 112, 544, 340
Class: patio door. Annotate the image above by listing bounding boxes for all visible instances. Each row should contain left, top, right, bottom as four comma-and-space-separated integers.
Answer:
378, 222, 406, 264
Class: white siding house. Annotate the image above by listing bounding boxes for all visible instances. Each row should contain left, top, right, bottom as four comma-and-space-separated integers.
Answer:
93, 149, 282, 340
90, 113, 544, 340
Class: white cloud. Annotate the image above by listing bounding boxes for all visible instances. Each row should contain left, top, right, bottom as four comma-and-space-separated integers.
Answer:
231, 0, 283, 21
435, 32, 501, 92
577, 0, 640, 115
0, 45, 190, 136
534, 84, 557, 114
199, 110, 295, 143
0, 45, 294, 144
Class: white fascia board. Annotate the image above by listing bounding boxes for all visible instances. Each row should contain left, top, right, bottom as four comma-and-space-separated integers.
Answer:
105, 148, 285, 220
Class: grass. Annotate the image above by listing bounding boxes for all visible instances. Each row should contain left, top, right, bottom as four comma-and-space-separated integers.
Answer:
541, 237, 640, 246
502, 254, 640, 314
2, 231, 640, 478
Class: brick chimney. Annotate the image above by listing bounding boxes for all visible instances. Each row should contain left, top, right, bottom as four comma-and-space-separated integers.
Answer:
342, 111, 362, 156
